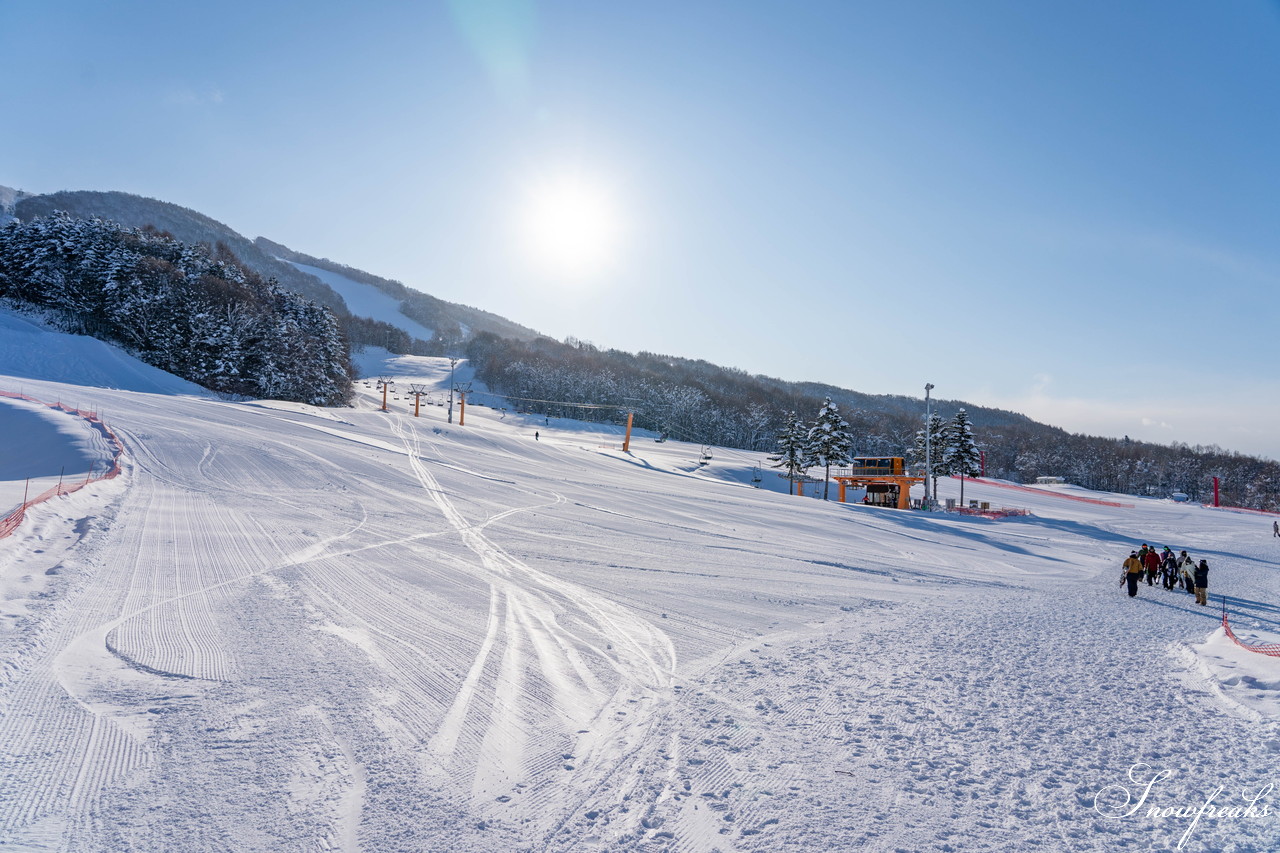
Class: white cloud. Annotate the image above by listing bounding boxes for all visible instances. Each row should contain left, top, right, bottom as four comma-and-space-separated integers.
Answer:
164, 87, 225, 107
967, 380, 1280, 461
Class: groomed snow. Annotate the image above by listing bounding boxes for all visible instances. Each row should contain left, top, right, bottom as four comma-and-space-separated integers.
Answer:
1, 330, 1278, 851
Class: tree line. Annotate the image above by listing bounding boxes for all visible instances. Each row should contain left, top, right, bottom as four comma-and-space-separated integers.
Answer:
466, 333, 1280, 511
0, 212, 353, 405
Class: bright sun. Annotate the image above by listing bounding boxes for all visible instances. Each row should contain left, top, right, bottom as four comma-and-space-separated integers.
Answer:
518, 173, 624, 280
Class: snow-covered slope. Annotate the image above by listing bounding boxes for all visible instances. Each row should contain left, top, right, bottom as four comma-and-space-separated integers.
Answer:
286, 260, 438, 343
1, 341, 1278, 851
0, 396, 116, 512
0, 185, 22, 225
0, 307, 209, 396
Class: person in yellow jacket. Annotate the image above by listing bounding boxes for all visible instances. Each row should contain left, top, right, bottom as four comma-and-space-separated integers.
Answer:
1122, 552, 1144, 597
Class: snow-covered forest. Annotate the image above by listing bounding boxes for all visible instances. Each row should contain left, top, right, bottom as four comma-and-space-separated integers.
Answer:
0, 213, 352, 405
467, 334, 1280, 511
8, 191, 537, 361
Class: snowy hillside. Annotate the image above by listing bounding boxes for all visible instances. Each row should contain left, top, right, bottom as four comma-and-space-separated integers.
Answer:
11, 191, 347, 315
0, 185, 23, 226
0, 307, 208, 397
1, 325, 1279, 851
285, 260, 438, 343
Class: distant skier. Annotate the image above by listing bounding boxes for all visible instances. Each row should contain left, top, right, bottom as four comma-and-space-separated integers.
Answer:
1194, 559, 1210, 606
535, 431, 540, 441
1122, 552, 1144, 597
1273, 520, 1278, 537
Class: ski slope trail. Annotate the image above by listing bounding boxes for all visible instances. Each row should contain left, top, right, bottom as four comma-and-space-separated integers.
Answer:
0, 366, 1278, 851
389, 414, 679, 839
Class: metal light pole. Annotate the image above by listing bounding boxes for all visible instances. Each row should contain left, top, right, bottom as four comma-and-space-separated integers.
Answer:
924, 383, 934, 509
447, 357, 459, 424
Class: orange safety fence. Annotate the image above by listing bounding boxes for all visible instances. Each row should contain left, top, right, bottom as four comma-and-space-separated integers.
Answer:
958, 477, 1134, 508
0, 390, 125, 539
1221, 607, 1280, 658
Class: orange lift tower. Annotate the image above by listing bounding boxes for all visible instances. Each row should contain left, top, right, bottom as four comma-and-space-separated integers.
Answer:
376, 376, 394, 412
408, 384, 429, 417
830, 457, 924, 510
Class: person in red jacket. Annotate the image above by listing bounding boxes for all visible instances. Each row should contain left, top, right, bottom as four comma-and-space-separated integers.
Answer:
1143, 548, 1161, 586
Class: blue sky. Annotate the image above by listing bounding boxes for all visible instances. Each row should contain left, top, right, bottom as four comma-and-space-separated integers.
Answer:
2, 1, 1278, 458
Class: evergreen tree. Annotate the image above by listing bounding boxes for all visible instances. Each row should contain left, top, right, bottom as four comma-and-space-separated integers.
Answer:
806, 397, 853, 500
0, 213, 352, 405
768, 411, 810, 495
946, 409, 981, 505
912, 412, 947, 502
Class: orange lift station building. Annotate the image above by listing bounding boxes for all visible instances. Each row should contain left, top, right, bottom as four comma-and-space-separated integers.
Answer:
830, 457, 924, 509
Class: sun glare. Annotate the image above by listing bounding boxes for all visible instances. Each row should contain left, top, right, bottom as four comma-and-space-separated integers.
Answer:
518, 173, 624, 280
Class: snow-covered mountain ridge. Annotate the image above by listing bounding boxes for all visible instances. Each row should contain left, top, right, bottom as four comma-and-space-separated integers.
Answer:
4, 185, 1277, 512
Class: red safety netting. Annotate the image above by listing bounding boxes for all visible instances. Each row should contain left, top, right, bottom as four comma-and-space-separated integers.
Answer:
0, 390, 125, 539
1222, 609, 1280, 658
945, 506, 1031, 520
1202, 505, 1280, 518
958, 477, 1134, 508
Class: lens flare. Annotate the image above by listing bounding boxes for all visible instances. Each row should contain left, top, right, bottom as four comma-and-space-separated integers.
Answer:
518, 173, 624, 280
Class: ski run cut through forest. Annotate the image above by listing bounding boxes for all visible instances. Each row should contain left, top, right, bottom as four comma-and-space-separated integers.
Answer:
1, 313, 1279, 853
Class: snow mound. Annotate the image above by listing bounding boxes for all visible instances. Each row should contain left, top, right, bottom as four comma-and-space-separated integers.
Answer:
0, 307, 208, 396
0, 396, 117, 512
1186, 626, 1280, 719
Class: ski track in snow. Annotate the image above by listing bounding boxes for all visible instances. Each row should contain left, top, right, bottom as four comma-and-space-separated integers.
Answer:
388, 415, 680, 838
0, 367, 1278, 851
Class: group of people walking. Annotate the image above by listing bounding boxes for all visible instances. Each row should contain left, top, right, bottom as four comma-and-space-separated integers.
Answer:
1122, 544, 1210, 605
